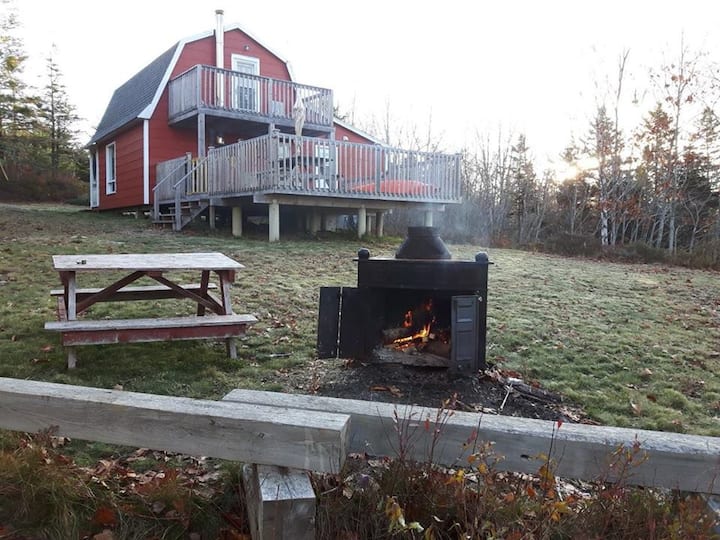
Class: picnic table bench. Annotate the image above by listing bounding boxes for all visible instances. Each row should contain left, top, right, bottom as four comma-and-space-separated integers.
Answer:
45, 252, 257, 368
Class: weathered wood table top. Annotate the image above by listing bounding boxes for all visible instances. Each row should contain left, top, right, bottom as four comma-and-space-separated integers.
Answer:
52, 252, 244, 272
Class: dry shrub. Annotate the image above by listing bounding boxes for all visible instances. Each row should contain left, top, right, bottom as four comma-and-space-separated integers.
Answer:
314, 417, 718, 539
0, 431, 247, 539
542, 233, 604, 257
0, 430, 96, 538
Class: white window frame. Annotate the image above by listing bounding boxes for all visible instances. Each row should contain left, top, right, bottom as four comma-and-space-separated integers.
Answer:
230, 54, 261, 112
105, 142, 117, 195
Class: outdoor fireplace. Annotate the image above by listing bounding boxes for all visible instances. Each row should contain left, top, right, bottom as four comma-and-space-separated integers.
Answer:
317, 227, 491, 372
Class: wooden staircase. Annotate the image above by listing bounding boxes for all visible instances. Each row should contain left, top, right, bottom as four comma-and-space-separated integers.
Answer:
153, 200, 209, 230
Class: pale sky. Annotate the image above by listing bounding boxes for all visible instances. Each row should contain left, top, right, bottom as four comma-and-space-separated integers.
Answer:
13, 0, 720, 170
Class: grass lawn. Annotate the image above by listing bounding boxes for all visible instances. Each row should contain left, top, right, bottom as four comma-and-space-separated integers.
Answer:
1, 202, 719, 436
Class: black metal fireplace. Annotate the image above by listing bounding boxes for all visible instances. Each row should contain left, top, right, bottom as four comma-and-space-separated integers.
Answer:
317, 227, 491, 372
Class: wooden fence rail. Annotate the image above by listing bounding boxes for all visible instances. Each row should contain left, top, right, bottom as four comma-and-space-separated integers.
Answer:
223, 389, 720, 496
0, 378, 347, 473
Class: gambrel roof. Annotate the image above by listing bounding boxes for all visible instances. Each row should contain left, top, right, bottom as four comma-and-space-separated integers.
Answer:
89, 45, 177, 145
88, 23, 294, 146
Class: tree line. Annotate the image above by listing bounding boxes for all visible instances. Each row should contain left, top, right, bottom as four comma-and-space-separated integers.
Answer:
442, 45, 720, 267
0, 0, 86, 201
359, 44, 719, 267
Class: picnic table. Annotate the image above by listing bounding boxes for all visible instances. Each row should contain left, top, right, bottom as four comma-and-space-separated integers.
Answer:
45, 252, 257, 368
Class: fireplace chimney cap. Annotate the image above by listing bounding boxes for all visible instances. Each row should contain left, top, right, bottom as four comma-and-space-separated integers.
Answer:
395, 226, 452, 260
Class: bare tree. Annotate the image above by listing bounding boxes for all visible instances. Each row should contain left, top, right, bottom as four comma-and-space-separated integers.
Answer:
651, 37, 703, 252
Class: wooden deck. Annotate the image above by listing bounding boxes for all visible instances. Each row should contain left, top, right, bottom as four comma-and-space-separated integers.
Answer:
153, 132, 462, 227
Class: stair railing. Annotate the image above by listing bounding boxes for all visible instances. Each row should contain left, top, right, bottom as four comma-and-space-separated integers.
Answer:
171, 155, 211, 231
152, 153, 212, 230
152, 154, 192, 221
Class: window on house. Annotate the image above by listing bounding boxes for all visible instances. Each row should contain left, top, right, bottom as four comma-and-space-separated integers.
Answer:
106, 142, 117, 194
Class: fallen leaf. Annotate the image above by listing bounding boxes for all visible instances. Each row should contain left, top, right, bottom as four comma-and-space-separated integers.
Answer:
630, 401, 642, 416
646, 394, 657, 402
93, 507, 117, 527
41, 345, 53, 352
93, 530, 115, 540
113, 384, 124, 391
639, 368, 653, 378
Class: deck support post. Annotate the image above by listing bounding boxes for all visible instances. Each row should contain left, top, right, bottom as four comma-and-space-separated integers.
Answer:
198, 113, 206, 158
424, 209, 433, 227
376, 211, 385, 237
232, 207, 243, 237
208, 205, 216, 230
357, 206, 367, 238
366, 213, 373, 236
324, 215, 337, 232
269, 201, 280, 242
310, 210, 321, 234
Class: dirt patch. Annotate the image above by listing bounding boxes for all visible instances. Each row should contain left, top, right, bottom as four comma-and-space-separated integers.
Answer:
293, 358, 592, 423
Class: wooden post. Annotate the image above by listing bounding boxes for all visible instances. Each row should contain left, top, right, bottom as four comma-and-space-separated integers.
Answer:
208, 205, 216, 230
232, 207, 243, 237
269, 200, 280, 242
376, 211, 385, 237
325, 214, 337, 232
424, 209, 433, 227
243, 464, 316, 540
66, 348, 77, 370
357, 206, 367, 238
198, 113, 206, 158
310, 210, 321, 234
366, 213, 373, 236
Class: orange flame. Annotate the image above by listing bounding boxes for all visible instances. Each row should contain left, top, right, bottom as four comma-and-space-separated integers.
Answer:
392, 322, 432, 348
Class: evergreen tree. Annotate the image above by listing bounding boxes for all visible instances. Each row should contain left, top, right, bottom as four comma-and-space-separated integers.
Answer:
40, 49, 80, 183
510, 134, 540, 244
0, 0, 42, 180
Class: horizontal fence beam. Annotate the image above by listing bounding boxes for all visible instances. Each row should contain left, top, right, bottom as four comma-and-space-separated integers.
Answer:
223, 389, 720, 495
0, 379, 348, 473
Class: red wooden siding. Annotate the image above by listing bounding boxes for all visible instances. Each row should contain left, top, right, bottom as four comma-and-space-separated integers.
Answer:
334, 123, 375, 145
97, 124, 145, 209
333, 123, 380, 181
171, 29, 291, 80
148, 92, 197, 197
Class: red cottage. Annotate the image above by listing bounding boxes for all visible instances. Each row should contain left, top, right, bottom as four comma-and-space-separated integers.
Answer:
88, 10, 461, 241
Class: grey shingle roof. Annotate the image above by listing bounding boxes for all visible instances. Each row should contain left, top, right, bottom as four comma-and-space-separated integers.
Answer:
88, 44, 178, 145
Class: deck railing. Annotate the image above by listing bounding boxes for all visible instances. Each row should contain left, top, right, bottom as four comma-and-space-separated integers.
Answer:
154, 134, 461, 213
168, 65, 334, 128
203, 133, 462, 202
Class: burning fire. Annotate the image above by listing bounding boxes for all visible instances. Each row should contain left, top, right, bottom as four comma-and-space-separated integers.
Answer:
392, 299, 436, 349
392, 322, 432, 347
